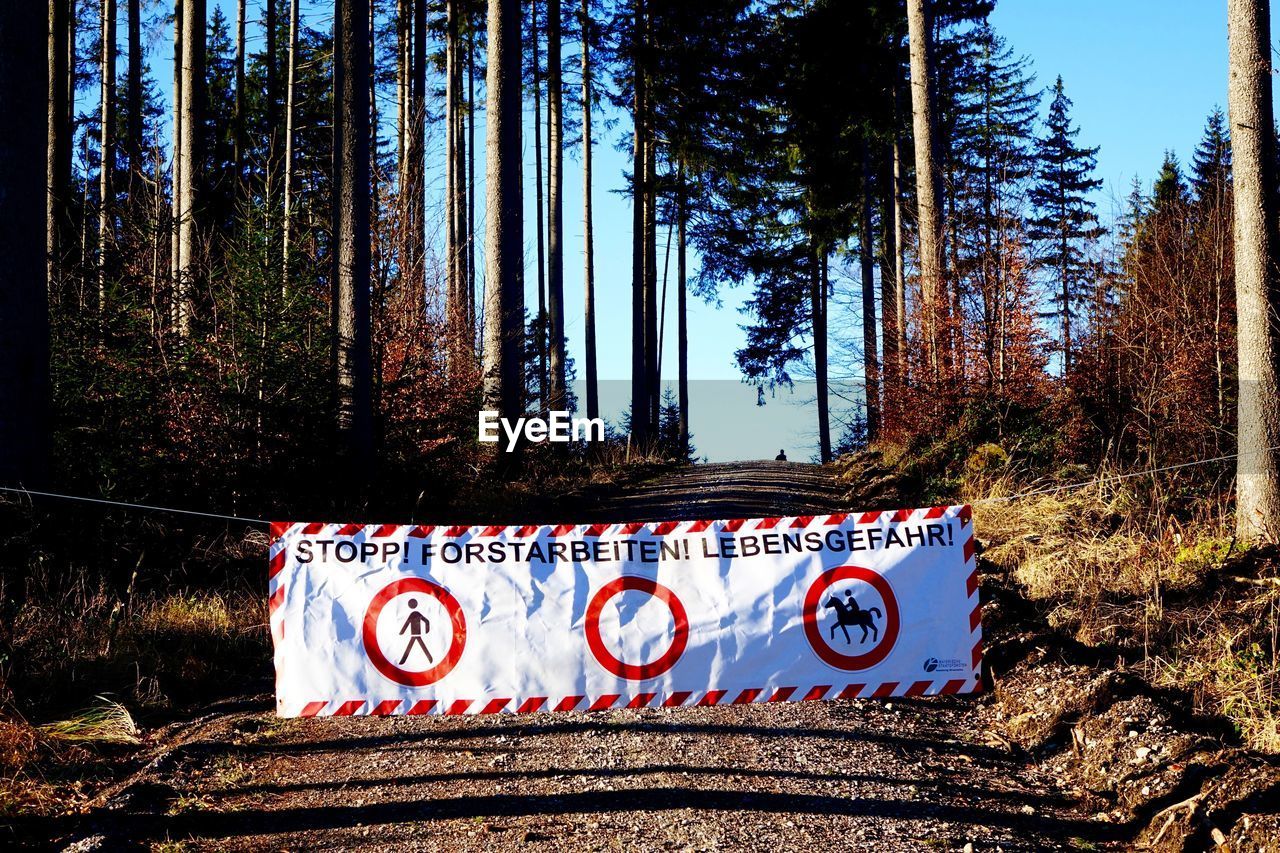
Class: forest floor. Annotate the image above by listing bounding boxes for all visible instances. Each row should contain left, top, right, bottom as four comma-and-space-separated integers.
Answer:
5, 459, 1280, 851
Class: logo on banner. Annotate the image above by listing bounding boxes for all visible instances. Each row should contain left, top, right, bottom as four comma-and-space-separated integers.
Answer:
362, 578, 467, 686
803, 565, 900, 671
585, 576, 689, 680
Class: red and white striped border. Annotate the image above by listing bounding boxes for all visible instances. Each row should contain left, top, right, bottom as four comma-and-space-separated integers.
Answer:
285, 677, 982, 718
267, 505, 967, 543
269, 504, 985, 717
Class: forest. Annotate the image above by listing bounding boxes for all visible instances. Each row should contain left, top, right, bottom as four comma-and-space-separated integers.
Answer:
3, 0, 1280, 844
0, 0, 1269, 511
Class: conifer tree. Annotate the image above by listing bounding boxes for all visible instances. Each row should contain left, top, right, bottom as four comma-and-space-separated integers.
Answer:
1028, 76, 1102, 376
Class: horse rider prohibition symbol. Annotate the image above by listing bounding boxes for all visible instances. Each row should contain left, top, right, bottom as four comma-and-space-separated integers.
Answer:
398, 598, 434, 665
824, 590, 882, 645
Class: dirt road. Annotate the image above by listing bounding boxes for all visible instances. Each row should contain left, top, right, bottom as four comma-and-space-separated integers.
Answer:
34, 462, 1124, 851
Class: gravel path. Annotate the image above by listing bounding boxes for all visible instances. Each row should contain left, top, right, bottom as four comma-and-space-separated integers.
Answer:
36, 462, 1122, 851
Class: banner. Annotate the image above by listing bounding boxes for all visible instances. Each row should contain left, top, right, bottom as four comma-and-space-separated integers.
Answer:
268, 505, 982, 718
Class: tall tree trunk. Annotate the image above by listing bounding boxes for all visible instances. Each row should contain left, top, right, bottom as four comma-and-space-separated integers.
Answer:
234, 0, 245, 183
126, 0, 142, 182
170, 0, 182, 327
396, 0, 406, 172
175, 0, 204, 340
642, 2, 658, 437
547, 0, 565, 411
644, 106, 658, 436
581, 0, 598, 422
880, 141, 900, 434
467, 12, 476, 330
907, 0, 944, 379
1229, 0, 1280, 542
0, 1, 50, 486
281, 0, 299, 293
892, 125, 907, 384
98, 0, 116, 314
861, 151, 879, 442
446, 0, 470, 370
48, 0, 72, 302
266, 0, 279, 172
813, 247, 831, 464
532, 0, 547, 410
677, 161, 689, 455
482, 0, 524, 424
403, 0, 425, 294
629, 0, 648, 444
334, 0, 374, 472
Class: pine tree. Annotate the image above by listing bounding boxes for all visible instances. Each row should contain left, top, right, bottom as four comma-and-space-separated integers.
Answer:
949, 23, 1040, 391
1192, 107, 1232, 206
1028, 75, 1102, 376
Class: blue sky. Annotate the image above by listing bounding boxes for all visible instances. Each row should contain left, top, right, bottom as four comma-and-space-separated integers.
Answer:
138, 1, 1262, 460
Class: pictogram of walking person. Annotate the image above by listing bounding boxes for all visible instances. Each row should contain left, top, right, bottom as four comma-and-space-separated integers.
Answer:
397, 598, 434, 665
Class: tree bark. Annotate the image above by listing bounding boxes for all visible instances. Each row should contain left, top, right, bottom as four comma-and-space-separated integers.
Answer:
907, 0, 945, 378
582, 0, 598, 422
266, 0, 279, 178
879, 141, 900, 435
175, 0, 204, 339
1229, 0, 1280, 542
333, 0, 374, 472
170, 0, 182, 327
126, 0, 142, 182
446, 0, 470, 370
677, 162, 689, 455
482, 0, 524, 425
0, 1, 50, 486
281, 0, 299, 293
643, 31, 658, 437
396, 0, 407, 174
234, 0, 245, 182
630, 0, 648, 444
98, 0, 116, 313
861, 150, 879, 441
48, 0, 72, 301
403, 0, 425, 295
814, 247, 831, 464
467, 14, 476, 329
547, 0, 566, 411
532, 0, 547, 410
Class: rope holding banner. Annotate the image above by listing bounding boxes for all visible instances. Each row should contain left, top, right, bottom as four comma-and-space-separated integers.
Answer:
0, 484, 269, 525
0, 443, 1277, 525
969, 444, 1280, 506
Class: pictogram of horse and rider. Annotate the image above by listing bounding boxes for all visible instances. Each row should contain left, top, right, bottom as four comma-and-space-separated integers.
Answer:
823, 589, 882, 645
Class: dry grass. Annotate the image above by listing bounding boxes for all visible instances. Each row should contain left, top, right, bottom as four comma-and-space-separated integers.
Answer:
38, 698, 140, 746
964, 449, 1280, 754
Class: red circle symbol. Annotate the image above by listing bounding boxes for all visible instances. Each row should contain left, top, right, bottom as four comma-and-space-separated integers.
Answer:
585, 576, 689, 680
803, 565, 900, 671
362, 578, 467, 686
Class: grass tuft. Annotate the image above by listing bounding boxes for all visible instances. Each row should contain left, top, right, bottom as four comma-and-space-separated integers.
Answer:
38, 697, 141, 746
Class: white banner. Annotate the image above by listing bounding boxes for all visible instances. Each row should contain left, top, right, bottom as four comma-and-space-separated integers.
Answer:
268, 505, 983, 718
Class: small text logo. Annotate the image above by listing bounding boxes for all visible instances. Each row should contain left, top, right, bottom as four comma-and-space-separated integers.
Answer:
478, 411, 605, 452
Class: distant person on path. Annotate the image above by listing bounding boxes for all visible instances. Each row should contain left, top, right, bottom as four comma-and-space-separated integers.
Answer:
775, 449, 788, 461
398, 599, 433, 665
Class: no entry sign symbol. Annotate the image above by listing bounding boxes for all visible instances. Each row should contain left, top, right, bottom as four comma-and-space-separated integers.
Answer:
802, 565, 900, 671
584, 576, 689, 680
362, 577, 468, 687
